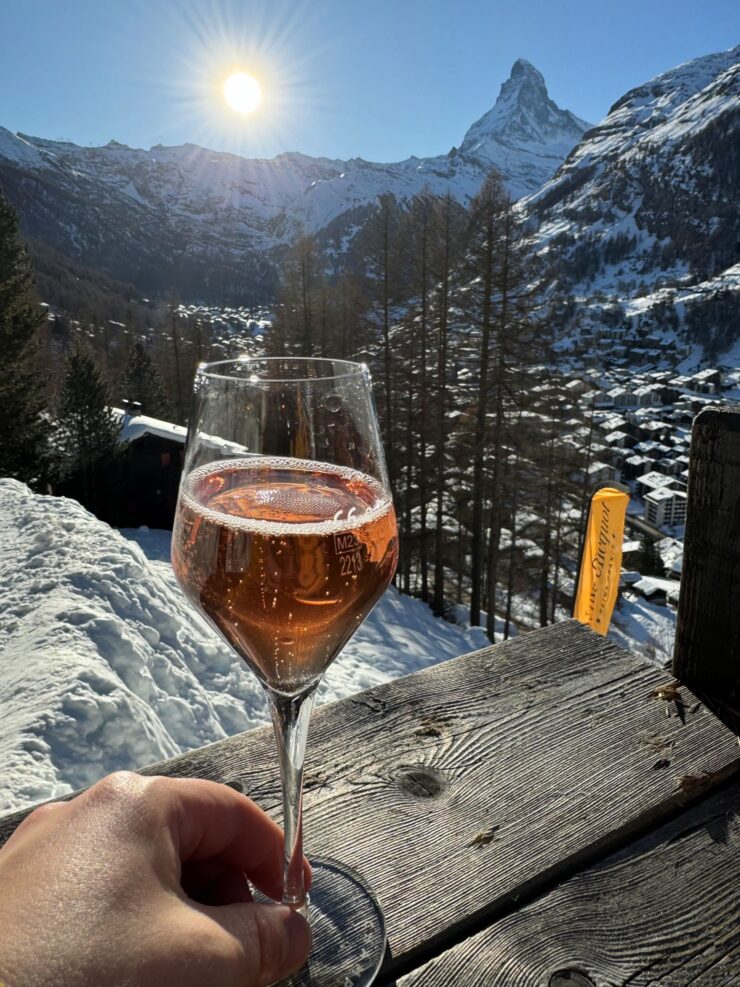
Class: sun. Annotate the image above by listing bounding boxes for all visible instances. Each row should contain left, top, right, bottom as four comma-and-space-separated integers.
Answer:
223, 72, 263, 115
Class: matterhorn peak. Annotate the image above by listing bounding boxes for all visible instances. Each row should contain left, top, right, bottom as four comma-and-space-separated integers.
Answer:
460, 60, 591, 188
508, 58, 547, 90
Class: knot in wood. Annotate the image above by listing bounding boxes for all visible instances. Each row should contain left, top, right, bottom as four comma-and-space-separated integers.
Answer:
223, 778, 244, 793
396, 766, 447, 798
549, 971, 597, 987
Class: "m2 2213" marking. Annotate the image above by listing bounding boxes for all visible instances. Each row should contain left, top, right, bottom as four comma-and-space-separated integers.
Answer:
334, 532, 359, 554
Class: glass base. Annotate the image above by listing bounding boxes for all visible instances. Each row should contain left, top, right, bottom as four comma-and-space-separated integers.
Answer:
255, 857, 387, 986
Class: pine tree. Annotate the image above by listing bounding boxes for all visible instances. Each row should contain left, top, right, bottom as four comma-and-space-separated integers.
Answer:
462, 172, 509, 628
122, 340, 170, 417
0, 191, 48, 482
271, 235, 322, 357
637, 531, 664, 577
358, 194, 402, 494
431, 194, 465, 615
405, 193, 433, 600
56, 346, 120, 514
169, 307, 186, 423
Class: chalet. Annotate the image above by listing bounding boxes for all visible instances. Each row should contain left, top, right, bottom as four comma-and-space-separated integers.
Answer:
622, 454, 651, 481
656, 457, 682, 477
573, 461, 621, 486
632, 575, 681, 606
604, 430, 635, 449
647, 370, 673, 383
565, 379, 591, 396
584, 390, 613, 410
598, 415, 627, 434
632, 442, 670, 469
633, 385, 660, 409
660, 385, 681, 404
608, 387, 632, 408
114, 408, 187, 528
639, 420, 672, 442
620, 540, 642, 568
689, 370, 720, 395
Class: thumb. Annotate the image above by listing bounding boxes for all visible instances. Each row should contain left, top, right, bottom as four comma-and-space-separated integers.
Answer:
214, 901, 312, 986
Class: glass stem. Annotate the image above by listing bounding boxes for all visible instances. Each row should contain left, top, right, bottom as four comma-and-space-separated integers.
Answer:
267, 685, 317, 916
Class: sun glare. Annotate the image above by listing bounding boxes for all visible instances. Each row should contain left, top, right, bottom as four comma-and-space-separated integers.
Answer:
223, 72, 263, 115
157, 0, 324, 155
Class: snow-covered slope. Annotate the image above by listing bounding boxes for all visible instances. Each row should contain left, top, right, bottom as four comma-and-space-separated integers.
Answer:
0, 480, 488, 813
523, 46, 740, 357
0, 61, 588, 303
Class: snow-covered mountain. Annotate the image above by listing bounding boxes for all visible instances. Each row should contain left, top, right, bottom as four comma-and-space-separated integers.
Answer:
461, 59, 590, 195
522, 46, 740, 360
0, 60, 589, 303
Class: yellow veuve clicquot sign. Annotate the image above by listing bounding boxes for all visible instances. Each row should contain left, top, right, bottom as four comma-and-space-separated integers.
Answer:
573, 486, 629, 635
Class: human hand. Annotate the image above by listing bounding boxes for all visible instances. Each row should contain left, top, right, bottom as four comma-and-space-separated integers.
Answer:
0, 772, 312, 986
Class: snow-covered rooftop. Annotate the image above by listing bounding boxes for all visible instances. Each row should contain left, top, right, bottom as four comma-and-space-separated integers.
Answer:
113, 409, 188, 446
636, 470, 678, 490
633, 576, 681, 601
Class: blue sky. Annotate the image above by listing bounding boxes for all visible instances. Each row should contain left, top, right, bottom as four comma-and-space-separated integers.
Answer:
1, 0, 737, 161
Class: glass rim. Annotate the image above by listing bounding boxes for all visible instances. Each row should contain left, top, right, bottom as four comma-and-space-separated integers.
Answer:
196, 356, 369, 384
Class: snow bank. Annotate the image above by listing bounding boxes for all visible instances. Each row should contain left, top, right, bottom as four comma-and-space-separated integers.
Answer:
609, 595, 676, 665
0, 482, 488, 812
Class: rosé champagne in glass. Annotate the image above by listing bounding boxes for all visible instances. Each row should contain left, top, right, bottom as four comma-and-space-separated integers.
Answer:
172, 358, 398, 986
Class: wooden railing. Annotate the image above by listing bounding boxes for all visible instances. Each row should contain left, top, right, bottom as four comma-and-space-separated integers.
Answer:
0, 408, 738, 985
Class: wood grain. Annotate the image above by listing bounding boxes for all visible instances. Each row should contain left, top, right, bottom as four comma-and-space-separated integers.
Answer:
674, 406, 740, 734
397, 781, 740, 986
1, 621, 738, 980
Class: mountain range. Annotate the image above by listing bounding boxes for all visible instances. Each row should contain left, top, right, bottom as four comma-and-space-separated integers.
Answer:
0, 59, 589, 303
0, 48, 738, 358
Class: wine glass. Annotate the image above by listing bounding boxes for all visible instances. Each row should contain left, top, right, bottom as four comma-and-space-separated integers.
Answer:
171, 357, 399, 986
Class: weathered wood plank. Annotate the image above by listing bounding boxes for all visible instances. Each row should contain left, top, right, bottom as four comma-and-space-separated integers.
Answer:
1, 621, 738, 979
674, 406, 740, 734
397, 782, 740, 987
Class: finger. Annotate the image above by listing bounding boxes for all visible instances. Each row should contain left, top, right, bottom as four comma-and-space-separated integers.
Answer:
148, 777, 311, 901
202, 901, 311, 987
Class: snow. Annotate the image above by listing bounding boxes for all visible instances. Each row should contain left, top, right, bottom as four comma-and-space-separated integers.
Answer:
656, 537, 683, 574
0, 127, 49, 168
0, 481, 488, 813
633, 576, 681, 600
115, 409, 187, 445
621, 540, 641, 553
610, 595, 676, 664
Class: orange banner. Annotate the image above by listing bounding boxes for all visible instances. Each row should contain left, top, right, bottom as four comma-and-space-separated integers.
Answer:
573, 487, 629, 635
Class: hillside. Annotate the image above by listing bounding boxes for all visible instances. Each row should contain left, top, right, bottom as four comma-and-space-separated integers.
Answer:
523, 46, 740, 358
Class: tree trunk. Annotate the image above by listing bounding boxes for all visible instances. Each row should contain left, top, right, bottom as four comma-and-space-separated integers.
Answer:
469, 208, 494, 627
418, 209, 429, 602
503, 451, 520, 640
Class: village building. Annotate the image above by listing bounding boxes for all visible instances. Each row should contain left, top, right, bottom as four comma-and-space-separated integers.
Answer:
644, 486, 688, 528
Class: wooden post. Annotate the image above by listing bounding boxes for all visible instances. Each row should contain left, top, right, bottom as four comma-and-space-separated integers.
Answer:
673, 406, 740, 733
